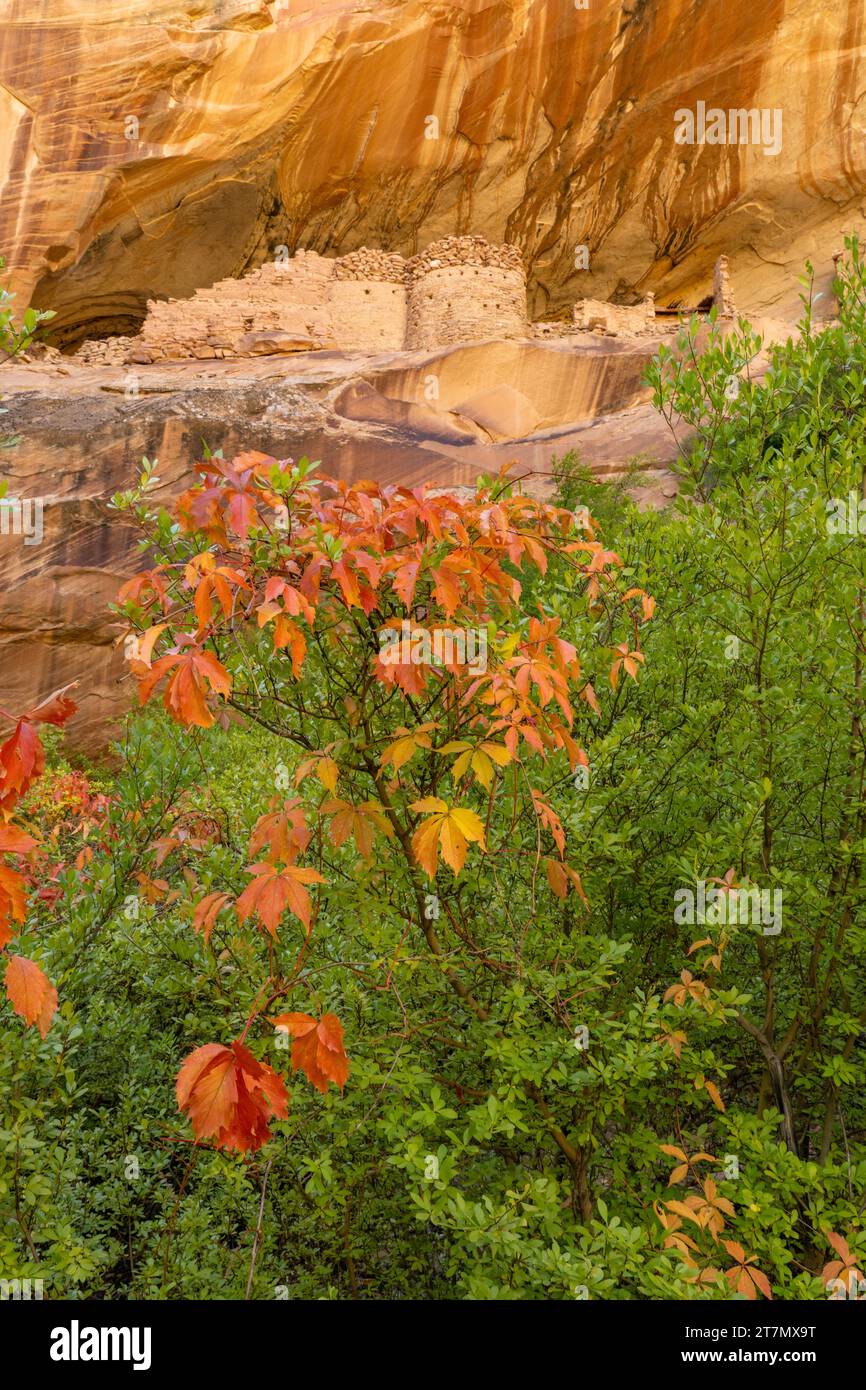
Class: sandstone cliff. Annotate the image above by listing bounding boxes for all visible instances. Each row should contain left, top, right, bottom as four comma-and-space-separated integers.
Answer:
0, 0, 862, 344
0, 325, 687, 750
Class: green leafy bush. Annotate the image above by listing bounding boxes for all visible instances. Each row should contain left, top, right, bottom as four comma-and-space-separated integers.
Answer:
3, 244, 866, 1302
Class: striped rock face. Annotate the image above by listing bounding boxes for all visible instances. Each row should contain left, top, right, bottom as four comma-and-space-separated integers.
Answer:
0, 0, 860, 344
0, 0, 858, 750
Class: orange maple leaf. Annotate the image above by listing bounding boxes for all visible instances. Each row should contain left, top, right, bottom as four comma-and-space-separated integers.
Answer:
609, 641, 645, 690
659, 1143, 718, 1186
5, 955, 57, 1038
271, 1011, 350, 1093
248, 800, 312, 863
657, 1028, 688, 1057
664, 969, 711, 1009
0, 861, 27, 946
390, 556, 421, 610
0, 825, 38, 854
192, 891, 233, 943
20, 682, 79, 727
176, 1039, 289, 1152
622, 587, 656, 622
321, 798, 394, 861
236, 862, 325, 935
531, 789, 566, 859
695, 1073, 726, 1112
257, 602, 308, 675
190, 561, 248, 636
721, 1241, 773, 1300
138, 647, 232, 728
821, 1231, 865, 1292
544, 858, 588, 905
430, 558, 467, 616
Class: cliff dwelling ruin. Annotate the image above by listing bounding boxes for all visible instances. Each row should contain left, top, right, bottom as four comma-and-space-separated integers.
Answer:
70, 238, 738, 367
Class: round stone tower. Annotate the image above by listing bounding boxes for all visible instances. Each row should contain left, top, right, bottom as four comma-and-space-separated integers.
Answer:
405, 236, 527, 350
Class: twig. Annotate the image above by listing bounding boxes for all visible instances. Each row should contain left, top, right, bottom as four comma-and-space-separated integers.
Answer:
245, 1158, 274, 1300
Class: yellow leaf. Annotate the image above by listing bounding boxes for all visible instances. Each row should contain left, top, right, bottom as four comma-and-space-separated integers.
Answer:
450, 807, 486, 846
410, 797, 448, 814
480, 741, 512, 767
470, 750, 494, 788
438, 817, 468, 875
317, 757, 339, 792
384, 736, 420, 771
451, 750, 472, 781
410, 802, 485, 879
381, 724, 437, 772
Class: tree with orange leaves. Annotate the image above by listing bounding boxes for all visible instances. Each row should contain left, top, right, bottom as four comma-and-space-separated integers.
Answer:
115, 452, 655, 1160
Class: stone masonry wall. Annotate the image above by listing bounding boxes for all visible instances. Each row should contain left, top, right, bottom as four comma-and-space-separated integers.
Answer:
328, 281, 407, 352
405, 236, 527, 349
712, 256, 736, 317
140, 251, 337, 360
333, 249, 406, 283
572, 295, 656, 336
329, 247, 408, 349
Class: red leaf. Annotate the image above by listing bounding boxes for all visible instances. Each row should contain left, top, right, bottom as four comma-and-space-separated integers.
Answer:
0, 721, 45, 815
0, 862, 27, 945
21, 682, 79, 727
